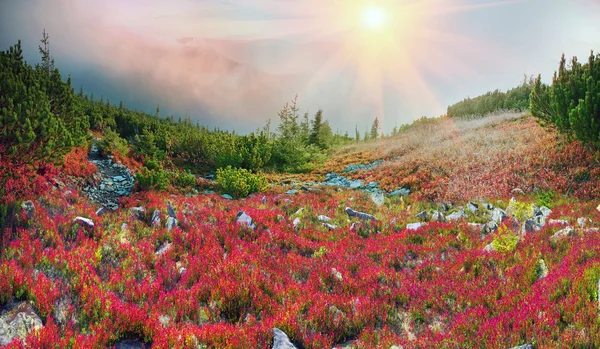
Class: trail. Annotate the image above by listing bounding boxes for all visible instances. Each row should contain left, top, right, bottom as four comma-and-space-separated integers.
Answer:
83, 142, 135, 210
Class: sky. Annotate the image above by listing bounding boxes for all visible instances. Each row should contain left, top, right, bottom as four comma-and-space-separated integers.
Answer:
1, 0, 599, 134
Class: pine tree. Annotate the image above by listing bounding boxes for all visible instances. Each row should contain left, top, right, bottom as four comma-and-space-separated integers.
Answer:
309, 109, 324, 147
370, 117, 380, 140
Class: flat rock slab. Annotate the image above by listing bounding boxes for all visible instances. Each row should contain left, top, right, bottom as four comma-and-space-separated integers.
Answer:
114, 339, 151, 349
0, 301, 43, 346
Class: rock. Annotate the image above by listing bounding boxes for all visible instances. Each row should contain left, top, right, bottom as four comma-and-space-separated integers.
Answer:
521, 219, 541, 235
272, 328, 298, 349
21, 200, 35, 218
113, 175, 126, 182
548, 219, 568, 225
368, 181, 378, 188
390, 346, 404, 349
167, 201, 176, 218
52, 297, 70, 328
508, 345, 533, 349
344, 160, 383, 173
537, 258, 549, 279
286, 189, 298, 195
484, 221, 499, 234
130, 207, 145, 219
539, 206, 552, 218
349, 180, 363, 189
114, 339, 150, 349
331, 268, 343, 281
388, 188, 410, 197
485, 203, 494, 210
236, 211, 256, 230
416, 211, 428, 220
318, 215, 332, 223
491, 208, 507, 224
158, 315, 170, 327
446, 210, 467, 221
323, 223, 338, 230
577, 217, 589, 228
346, 207, 376, 221
221, 194, 233, 200
96, 206, 109, 216
292, 217, 301, 232
468, 222, 484, 231
483, 243, 494, 253
74, 216, 94, 229
550, 226, 574, 240
406, 222, 425, 231
0, 301, 43, 346
466, 202, 479, 213
165, 217, 178, 232
261, 196, 267, 204
432, 211, 445, 222
151, 210, 161, 227
370, 192, 384, 206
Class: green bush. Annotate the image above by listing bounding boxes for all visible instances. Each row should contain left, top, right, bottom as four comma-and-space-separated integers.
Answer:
491, 226, 520, 253
216, 166, 268, 198
173, 170, 197, 188
135, 167, 170, 191
98, 128, 129, 157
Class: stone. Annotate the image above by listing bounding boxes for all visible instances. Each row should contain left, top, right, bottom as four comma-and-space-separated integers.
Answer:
262, 196, 267, 204
113, 175, 126, 182
550, 226, 574, 240
221, 194, 233, 200
293, 217, 301, 232
331, 268, 343, 281
74, 216, 94, 229
151, 210, 161, 227
370, 192, 384, 207
406, 222, 425, 231
548, 219, 568, 225
349, 180, 363, 189
130, 207, 145, 219
368, 181, 378, 188
521, 219, 541, 235
159, 315, 170, 327
446, 210, 467, 221
537, 258, 549, 279
272, 328, 298, 349
491, 208, 507, 224
468, 222, 484, 231
484, 221, 499, 234
466, 202, 479, 213
508, 345, 533, 349
0, 301, 43, 346
20, 200, 35, 218
388, 188, 410, 197
167, 201, 176, 218
318, 215, 332, 223
286, 189, 298, 195
236, 211, 256, 230
577, 217, 589, 228
323, 223, 338, 230
346, 207, 376, 221
539, 206, 552, 218
96, 207, 108, 216
483, 243, 494, 253
432, 211, 445, 222
416, 211, 428, 220
166, 217, 177, 232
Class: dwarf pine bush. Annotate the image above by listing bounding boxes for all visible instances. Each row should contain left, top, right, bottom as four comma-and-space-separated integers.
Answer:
216, 166, 267, 198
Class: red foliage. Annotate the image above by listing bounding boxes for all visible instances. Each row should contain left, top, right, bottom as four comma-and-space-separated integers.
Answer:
62, 147, 97, 178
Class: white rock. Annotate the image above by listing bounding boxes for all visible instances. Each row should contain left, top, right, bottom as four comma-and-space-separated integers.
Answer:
272, 328, 297, 349
550, 226, 574, 240
318, 215, 332, 223
406, 222, 425, 231
74, 216, 94, 228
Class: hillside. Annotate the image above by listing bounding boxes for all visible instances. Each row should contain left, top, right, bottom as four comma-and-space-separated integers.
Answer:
2, 107, 600, 348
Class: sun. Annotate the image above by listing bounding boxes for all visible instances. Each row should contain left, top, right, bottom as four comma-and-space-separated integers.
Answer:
360, 5, 388, 30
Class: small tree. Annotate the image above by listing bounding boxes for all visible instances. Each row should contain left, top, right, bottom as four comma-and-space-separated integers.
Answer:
370, 117, 380, 140
309, 109, 325, 148
355, 125, 360, 144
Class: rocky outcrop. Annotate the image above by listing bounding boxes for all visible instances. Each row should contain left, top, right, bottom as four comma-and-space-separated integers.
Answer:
151, 210, 161, 227
272, 328, 298, 349
446, 209, 467, 221
83, 142, 134, 211
550, 226, 574, 240
491, 208, 507, 224
74, 216, 94, 229
344, 160, 383, 173
0, 301, 43, 346
236, 211, 256, 230
346, 207, 376, 221
20, 201, 35, 218
166, 217, 177, 232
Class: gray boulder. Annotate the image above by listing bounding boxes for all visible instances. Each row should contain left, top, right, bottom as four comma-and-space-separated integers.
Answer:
272, 328, 297, 349
446, 209, 467, 221
483, 243, 495, 253
466, 202, 479, 213
483, 221, 499, 234
550, 226, 574, 240
346, 207, 376, 221
508, 345, 533, 349
536, 259, 549, 279
431, 211, 445, 222
130, 207, 145, 219
0, 301, 43, 346
167, 200, 176, 218
155, 242, 173, 256
318, 215, 332, 223
21, 200, 35, 218
323, 223, 338, 230
416, 211, 428, 221
370, 192, 384, 206
521, 219, 542, 235
491, 208, 507, 224
221, 194, 233, 200
74, 216, 94, 229
151, 210, 161, 227
165, 217, 178, 232
577, 217, 589, 228
114, 339, 150, 349
406, 222, 425, 231
292, 217, 301, 232
236, 211, 256, 230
